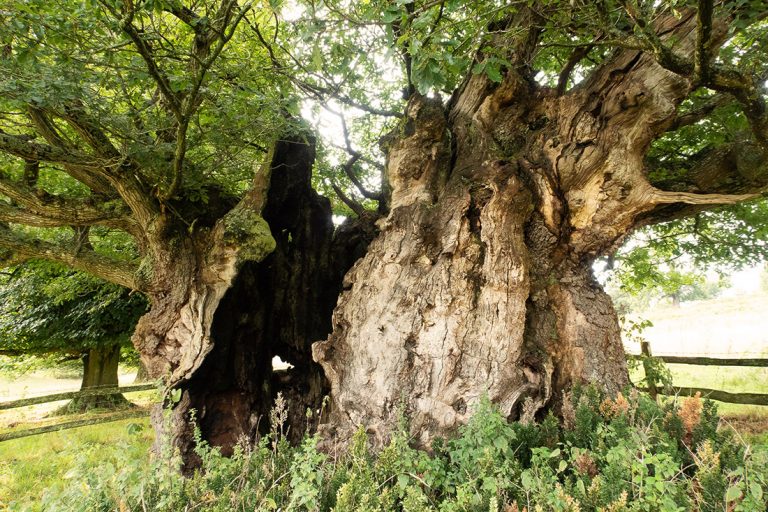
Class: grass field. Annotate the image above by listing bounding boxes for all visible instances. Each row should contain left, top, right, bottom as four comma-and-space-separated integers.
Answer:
0, 417, 153, 510
0, 369, 157, 510
625, 290, 768, 444
625, 290, 768, 359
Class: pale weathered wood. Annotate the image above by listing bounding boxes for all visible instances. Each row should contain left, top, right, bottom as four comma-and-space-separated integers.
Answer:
0, 383, 156, 410
640, 386, 768, 406
0, 409, 148, 442
627, 354, 768, 367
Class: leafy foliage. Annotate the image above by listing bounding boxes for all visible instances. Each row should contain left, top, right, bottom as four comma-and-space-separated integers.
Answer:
37, 389, 768, 511
0, 0, 766, 291
0, 261, 147, 355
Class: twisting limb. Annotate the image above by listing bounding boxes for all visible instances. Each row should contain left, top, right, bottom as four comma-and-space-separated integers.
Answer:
557, 44, 593, 95
159, 1, 253, 201
26, 107, 115, 194
0, 130, 103, 167
0, 226, 140, 290
665, 94, 731, 132
620, 3, 768, 148
333, 111, 383, 201
0, 173, 137, 231
40, 106, 161, 227
26, 107, 72, 148
60, 104, 126, 162
162, 0, 204, 31
98, 0, 183, 118
330, 178, 366, 217
294, 80, 403, 118
649, 189, 760, 206
328, 141, 384, 171
694, 0, 714, 84
390, 0, 416, 97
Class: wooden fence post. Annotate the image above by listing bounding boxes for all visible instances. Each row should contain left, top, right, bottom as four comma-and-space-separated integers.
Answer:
641, 340, 658, 401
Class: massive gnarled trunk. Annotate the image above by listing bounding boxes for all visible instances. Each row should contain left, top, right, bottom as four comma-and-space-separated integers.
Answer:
313, 93, 630, 447
6, 0, 768, 474
313, 11, 753, 447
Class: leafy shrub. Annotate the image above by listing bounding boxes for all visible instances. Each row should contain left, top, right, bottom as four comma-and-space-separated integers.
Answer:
38, 388, 768, 511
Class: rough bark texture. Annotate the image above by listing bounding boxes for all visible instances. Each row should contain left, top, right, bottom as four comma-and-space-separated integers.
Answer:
138, 136, 376, 467
125, 7, 765, 464
313, 29, 705, 447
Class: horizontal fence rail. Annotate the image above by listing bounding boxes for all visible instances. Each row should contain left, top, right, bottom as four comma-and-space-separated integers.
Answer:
0, 383, 157, 410
0, 409, 148, 442
627, 354, 768, 367
0, 384, 158, 442
639, 386, 768, 406
633, 340, 768, 405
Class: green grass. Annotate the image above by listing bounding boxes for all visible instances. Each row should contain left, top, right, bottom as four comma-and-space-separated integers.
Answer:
666, 363, 768, 416
0, 418, 153, 511
631, 363, 768, 417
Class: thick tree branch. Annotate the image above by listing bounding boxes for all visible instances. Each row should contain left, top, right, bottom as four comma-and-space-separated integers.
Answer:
330, 180, 366, 217
650, 189, 759, 206
0, 173, 138, 233
0, 226, 139, 289
56, 105, 162, 226
694, 0, 714, 84
639, 142, 768, 225
26, 107, 72, 148
622, 4, 768, 148
0, 130, 103, 167
557, 45, 593, 96
103, 0, 183, 118
163, 1, 204, 31
665, 94, 731, 132
650, 142, 768, 196
296, 80, 403, 118
333, 112, 383, 201
60, 104, 124, 161
339, 154, 382, 202
163, 0, 252, 201
26, 107, 115, 194
0, 202, 132, 230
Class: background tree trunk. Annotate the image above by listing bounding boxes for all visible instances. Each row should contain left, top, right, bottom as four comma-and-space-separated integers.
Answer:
67, 344, 127, 412
133, 360, 150, 383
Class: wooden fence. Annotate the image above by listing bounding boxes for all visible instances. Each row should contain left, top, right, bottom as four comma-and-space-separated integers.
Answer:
3, 345, 767, 442
628, 341, 768, 405
0, 383, 156, 442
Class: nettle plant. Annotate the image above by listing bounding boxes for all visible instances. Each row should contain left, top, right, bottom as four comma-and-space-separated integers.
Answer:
41, 388, 767, 512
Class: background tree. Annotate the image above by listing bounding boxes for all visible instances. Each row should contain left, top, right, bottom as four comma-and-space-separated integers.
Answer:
0, 261, 147, 410
0, 0, 767, 465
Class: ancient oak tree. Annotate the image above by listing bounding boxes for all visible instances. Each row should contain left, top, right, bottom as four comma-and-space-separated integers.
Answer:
0, 0, 766, 463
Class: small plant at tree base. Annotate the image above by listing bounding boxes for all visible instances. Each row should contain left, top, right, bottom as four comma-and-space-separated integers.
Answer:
37, 388, 768, 511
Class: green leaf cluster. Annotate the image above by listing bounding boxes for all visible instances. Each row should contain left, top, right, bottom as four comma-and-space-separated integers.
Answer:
0, 261, 147, 355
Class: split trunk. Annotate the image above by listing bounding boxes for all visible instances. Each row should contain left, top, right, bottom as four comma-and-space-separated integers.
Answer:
134, 29, 739, 459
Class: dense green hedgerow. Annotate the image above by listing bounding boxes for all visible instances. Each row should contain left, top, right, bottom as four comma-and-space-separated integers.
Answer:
39, 388, 768, 511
